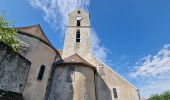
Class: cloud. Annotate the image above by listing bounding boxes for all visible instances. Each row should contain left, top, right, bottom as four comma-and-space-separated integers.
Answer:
91, 29, 108, 63
130, 44, 170, 78
129, 44, 170, 98
27, 0, 90, 32
140, 72, 170, 98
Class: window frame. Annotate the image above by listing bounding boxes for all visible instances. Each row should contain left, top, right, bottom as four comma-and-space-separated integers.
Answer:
113, 88, 118, 98
77, 20, 81, 26
76, 29, 81, 43
37, 65, 45, 80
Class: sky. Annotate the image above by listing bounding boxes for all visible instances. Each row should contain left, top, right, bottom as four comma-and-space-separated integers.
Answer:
1, 0, 170, 98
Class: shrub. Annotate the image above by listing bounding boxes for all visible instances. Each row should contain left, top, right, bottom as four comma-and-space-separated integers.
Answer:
148, 91, 170, 100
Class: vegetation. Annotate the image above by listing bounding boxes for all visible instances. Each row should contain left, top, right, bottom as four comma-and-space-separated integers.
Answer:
0, 12, 19, 51
148, 91, 170, 100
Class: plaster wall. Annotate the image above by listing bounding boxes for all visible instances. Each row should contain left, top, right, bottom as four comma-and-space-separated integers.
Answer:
92, 58, 140, 100
17, 33, 60, 100
62, 9, 92, 59
48, 64, 96, 100
62, 27, 92, 59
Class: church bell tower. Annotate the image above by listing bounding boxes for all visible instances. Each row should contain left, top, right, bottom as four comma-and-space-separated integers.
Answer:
62, 9, 92, 59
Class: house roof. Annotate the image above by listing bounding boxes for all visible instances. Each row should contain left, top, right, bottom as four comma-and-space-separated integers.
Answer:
16, 24, 51, 45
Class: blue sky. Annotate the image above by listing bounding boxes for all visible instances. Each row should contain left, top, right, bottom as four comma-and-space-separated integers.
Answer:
1, 0, 170, 98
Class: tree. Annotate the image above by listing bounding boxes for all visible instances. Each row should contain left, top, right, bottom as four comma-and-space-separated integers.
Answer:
148, 91, 170, 100
0, 12, 19, 51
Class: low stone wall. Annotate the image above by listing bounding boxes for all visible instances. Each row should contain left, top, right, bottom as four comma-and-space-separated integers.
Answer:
0, 42, 31, 93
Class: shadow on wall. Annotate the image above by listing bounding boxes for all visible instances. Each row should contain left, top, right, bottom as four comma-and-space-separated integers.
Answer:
46, 62, 112, 100
95, 72, 112, 100
47, 65, 73, 100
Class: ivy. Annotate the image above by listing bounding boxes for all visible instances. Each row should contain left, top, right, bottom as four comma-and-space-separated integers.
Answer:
0, 12, 19, 51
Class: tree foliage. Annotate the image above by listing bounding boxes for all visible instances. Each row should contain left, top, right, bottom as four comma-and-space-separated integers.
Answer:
0, 12, 19, 51
148, 91, 170, 100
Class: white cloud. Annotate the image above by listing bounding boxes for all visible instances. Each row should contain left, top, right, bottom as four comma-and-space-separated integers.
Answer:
91, 29, 109, 63
27, 0, 90, 32
141, 72, 170, 98
130, 44, 170, 78
129, 44, 170, 98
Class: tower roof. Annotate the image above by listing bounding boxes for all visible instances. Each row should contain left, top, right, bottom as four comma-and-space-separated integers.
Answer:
16, 24, 51, 45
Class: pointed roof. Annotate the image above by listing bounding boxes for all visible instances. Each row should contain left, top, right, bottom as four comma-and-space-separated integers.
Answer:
56, 53, 95, 68
16, 24, 51, 45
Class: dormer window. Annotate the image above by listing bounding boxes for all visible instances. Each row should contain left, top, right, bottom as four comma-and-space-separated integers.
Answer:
76, 29, 80, 43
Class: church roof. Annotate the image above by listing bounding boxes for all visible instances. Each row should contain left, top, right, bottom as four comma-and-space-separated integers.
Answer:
16, 24, 51, 45
56, 53, 95, 69
16, 24, 62, 59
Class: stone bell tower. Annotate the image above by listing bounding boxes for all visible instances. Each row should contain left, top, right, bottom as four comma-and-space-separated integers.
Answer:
62, 9, 92, 59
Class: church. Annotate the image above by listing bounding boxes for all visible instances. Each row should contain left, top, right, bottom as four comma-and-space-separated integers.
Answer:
0, 9, 141, 100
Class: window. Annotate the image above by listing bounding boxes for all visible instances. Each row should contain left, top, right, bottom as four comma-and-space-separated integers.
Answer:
67, 67, 75, 82
37, 65, 45, 80
77, 20, 81, 26
113, 88, 118, 98
76, 29, 80, 43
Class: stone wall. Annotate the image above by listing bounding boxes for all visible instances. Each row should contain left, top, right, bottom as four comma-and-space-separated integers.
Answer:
0, 42, 31, 93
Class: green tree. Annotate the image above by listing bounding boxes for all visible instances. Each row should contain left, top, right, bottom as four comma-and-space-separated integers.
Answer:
148, 91, 170, 100
0, 12, 19, 51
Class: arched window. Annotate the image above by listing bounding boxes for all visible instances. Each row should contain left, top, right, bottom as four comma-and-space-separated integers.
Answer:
76, 29, 80, 43
37, 65, 45, 80
77, 20, 81, 26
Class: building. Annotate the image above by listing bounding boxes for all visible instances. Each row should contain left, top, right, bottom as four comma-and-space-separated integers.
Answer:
0, 9, 141, 100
